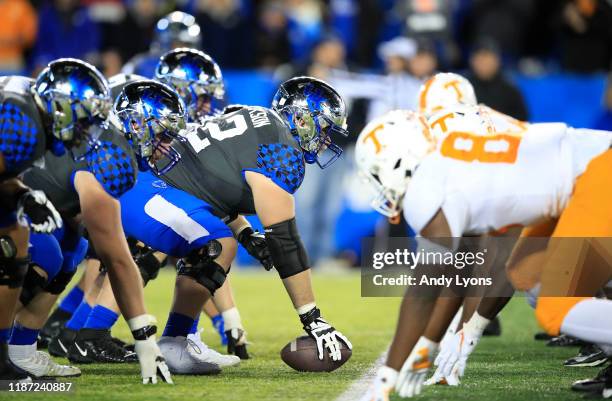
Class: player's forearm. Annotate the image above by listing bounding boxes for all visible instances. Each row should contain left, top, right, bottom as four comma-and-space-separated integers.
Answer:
477, 296, 512, 321
423, 296, 464, 342
80, 191, 146, 319
387, 295, 437, 371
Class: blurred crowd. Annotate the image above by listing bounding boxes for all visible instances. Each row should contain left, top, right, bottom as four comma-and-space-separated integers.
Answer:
1, 0, 612, 76
2, 0, 612, 266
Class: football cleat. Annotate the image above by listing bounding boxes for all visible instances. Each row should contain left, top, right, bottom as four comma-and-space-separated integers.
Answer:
582, 366, 612, 399
226, 328, 249, 360
0, 343, 32, 388
547, 334, 586, 347
573, 364, 612, 393
47, 327, 77, 358
534, 332, 554, 341
38, 308, 71, 348
67, 329, 138, 364
9, 344, 80, 378
565, 345, 608, 368
186, 332, 240, 368
111, 336, 135, 353
158, 336, 221, 375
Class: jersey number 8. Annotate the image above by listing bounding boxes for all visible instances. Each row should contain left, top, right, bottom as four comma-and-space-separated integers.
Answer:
440, 131, 522, 163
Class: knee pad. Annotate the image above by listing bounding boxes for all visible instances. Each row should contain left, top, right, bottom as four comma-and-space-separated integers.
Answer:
264, 218, 310, 279
45, 269, 78, 295
29, 232, 63, 281
177, 240, 226, 295
0, 236, 28, 288
20, 264, 47, 306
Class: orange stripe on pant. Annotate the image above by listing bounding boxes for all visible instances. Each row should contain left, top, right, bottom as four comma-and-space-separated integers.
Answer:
535, 149, 612, 335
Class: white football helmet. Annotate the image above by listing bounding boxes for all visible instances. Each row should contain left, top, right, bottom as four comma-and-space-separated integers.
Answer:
355, 110, 434, 217
418, 72, 477, 118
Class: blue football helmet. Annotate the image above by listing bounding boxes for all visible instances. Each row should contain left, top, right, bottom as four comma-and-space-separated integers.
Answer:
153, 11, 201, 52
155, 48, 225, 122
272, 77, 349, 168
32, 58, 111, 151
113, 80, 187, 174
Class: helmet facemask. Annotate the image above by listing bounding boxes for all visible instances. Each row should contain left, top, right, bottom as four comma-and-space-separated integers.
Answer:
33, 58, 112, 154
162, 77, 225, 122
355, 110, 434, 218
43, 91, 111, 146
362, 156, 413, 218
283, 105, 348, 168
115, 100, 186, 175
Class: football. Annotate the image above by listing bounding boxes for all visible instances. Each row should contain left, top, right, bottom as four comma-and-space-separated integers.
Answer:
280, 336, 352, 372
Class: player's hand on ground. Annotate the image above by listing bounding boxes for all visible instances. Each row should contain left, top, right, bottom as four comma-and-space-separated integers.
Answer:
129, 315, 173, 385
396, 336, 438, 397
237, 227, 274, 270
435, 329, 479, 385
17, 190, 62, 233
359, 366, 397, 401
425, 326, 456, 386
135, 336, 173, 384
300, 307, 352, 361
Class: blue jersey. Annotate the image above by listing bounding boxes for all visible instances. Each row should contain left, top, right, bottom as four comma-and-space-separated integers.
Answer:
0, 76, 47, 181
159, 107, 305, 219
120, 171, 232, 257
23, 126, 138, 216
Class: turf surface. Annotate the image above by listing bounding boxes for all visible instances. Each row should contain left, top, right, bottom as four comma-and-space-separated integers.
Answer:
7, 270, 602, 401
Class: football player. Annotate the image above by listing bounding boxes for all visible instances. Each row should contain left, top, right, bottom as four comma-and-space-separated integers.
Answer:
47, 50, 241, 372
356, 104, 612, 398
114, 76, 353, 367
115, 50, 251, 372
122, 11, 202, 78
5, 59, 172, 384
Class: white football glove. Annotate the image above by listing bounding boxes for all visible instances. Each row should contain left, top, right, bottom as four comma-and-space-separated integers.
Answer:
129, 315, 173, 385
396, 336, 438, 398
301, 307, 352, 361
425, 324, 457, 386
433, 328, 480, 386
17, 190, 62, 233
359, 366, 397, 401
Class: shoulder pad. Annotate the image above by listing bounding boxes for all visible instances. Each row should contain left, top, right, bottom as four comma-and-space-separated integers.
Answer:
0, 76, 34, 96
255, 143, 305, 194
83, 139, 137, 198
0, 101, 42, 171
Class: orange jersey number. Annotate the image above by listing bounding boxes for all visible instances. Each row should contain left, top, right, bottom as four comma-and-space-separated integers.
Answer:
440, 131, 522, 163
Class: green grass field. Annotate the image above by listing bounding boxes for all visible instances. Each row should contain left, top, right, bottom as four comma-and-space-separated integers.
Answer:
4, 270, 601, 401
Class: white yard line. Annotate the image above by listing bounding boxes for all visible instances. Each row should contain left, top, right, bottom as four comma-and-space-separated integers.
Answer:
335, 350, 388, 401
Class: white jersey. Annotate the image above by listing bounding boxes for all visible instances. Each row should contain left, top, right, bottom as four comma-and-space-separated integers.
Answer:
403, 106, 612, 236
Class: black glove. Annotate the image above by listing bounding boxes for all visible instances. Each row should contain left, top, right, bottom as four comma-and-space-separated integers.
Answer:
236, 227, 274, 270
17, 190, 62, 233
300, 307, 352, 361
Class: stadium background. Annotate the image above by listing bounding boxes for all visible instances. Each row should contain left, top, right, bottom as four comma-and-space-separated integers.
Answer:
2, 0, 611, 267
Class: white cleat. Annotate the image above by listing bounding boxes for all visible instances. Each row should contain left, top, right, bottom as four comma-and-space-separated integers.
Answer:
158, 336, 222, 375
9, 344, 81, 378
187, 331, 240, 368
